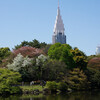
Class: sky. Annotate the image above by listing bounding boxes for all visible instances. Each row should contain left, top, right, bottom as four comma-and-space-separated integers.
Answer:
0, 0, 100, 56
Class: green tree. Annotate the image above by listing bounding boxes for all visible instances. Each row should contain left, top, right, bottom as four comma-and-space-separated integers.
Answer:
0, 47, 11, 60
48, 43, 75, 68
14, 39, 47, 49
35, 54, 49, 80
86, 67, 100, 88
43, 60, 67, 81
0, 68, 21, 94
71, 47, 87, 70
64, 68, 89, 90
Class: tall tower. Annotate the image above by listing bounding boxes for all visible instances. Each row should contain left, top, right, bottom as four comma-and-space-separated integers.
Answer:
52, 0, 66, 44
96, 46, 100, 55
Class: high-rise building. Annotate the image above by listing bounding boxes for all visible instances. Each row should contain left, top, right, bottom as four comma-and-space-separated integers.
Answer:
96, 46, 100, 55
52, 0, 66, 44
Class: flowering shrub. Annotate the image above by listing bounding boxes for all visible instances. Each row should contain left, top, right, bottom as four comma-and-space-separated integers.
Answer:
7, 53, 34, 81
36, 54, 49, 66
7, 53, 32, 72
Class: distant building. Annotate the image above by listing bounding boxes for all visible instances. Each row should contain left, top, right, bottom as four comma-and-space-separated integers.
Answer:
96, 46, 100, 55
52, 1, 66, 44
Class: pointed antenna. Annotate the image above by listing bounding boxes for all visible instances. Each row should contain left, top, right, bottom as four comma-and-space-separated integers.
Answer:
58, 0, 59, 8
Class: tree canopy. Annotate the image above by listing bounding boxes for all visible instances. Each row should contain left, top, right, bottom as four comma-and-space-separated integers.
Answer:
48, 43, 75, 68
14, 39, 47, 49
0, 47, 11, 61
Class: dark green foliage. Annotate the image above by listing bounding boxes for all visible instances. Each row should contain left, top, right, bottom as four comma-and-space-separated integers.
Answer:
57, 82, 68, 92
64, 68, 89, 90
48, 43, 75, 68
46, 81, 68, 92
46, 81, 57, 92
0, 68, 22, 94
42, 60, 67, 81
86, 67, 100, 88
0, 47, 11, 60
14, 39, 47, 49
43, 44, 52, 55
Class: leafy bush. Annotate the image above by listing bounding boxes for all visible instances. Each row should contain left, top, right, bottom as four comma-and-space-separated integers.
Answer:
57, 82, 68, 92
46, 81, 57, 92
0, 68, 22, 95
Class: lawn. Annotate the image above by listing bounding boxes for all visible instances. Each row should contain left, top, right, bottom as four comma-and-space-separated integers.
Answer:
20, 85, 45, 92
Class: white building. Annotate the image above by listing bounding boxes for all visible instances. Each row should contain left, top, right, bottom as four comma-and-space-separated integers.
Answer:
52, 1, 66, 44
96, 46, 100, 55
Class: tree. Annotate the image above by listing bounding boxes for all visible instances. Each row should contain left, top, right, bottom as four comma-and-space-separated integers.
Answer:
42, 60, 67, 81
64, 68, 89, 90
7, 53, 35, 81
14, 39, 47, 49
0, 47, 11, 60
48, 43, 75, 68
71, 47, 87, 70
35, 54, 49, 80
13, 46, 43, 58
0, 68, 21, 94
88, 57, 100, 70
86, 67, 100, 88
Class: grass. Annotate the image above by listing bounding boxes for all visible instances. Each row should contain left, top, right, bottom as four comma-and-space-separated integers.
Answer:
20, 85, 45, 92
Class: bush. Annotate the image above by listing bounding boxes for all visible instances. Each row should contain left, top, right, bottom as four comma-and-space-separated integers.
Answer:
87, 67, 100, 88
57, 82, 68, 92
0, 68, 22, 95
46, 81, 57, 92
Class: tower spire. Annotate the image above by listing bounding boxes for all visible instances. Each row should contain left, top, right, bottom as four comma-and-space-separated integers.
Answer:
52, 0, 66, 44
58, 0, 59, 8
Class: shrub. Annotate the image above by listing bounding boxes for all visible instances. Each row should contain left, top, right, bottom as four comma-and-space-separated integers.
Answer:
0, 68, 22, 95
46, 81, 57, 92
57, 82, 68, 92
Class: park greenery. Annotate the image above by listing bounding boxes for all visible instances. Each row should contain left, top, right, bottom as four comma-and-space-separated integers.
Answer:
0, 39, 100, 95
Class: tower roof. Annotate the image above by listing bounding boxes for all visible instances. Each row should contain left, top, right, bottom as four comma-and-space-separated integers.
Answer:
53, 2, 65, 34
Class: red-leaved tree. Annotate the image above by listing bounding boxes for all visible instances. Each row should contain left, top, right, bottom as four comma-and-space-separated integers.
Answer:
13, 46, 43, 58
88, 57, 100, 70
